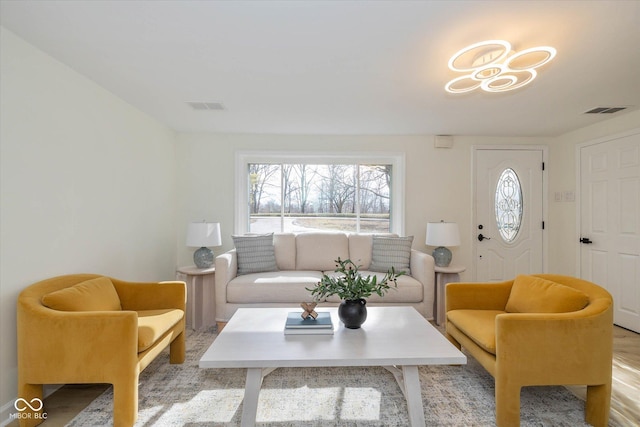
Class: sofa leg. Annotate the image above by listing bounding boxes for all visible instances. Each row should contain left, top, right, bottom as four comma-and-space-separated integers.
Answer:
17, 383, 44, 427
495, 381, 521, 427
216, 321, 227, 332
113, 377, 138, 427
585, 383, 611, 427
170, 331, 185, 364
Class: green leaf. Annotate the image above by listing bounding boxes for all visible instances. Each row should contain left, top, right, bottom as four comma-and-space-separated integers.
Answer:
306, 257, 400, 301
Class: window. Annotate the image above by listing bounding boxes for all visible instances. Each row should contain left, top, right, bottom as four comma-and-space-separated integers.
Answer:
495, 168, 523, 242
236, 152, 405, 235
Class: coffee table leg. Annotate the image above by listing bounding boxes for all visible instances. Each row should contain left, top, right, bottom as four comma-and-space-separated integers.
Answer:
402, 365, 426, 427
241, 368, 263, 427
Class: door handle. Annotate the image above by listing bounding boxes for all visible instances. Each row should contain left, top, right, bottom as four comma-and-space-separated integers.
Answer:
579, 237, 593, 244
478, 234, 491, 242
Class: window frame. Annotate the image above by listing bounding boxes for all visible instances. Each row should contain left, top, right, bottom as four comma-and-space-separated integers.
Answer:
235, 151, 405, 235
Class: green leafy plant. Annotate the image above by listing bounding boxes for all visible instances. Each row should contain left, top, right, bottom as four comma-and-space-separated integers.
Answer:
307, 257, 404, 301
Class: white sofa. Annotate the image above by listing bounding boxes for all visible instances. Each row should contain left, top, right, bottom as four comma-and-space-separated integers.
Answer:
215, 232, 435, 326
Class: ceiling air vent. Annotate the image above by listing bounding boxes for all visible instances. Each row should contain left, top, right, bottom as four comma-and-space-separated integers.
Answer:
584, 106, 627, 114
187, 102, 225, 111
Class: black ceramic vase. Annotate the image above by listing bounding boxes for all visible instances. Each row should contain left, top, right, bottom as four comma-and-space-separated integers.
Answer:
338, 298, 367, 329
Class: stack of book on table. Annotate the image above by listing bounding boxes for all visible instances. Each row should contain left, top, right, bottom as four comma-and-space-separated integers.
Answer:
284, 311, 334, 335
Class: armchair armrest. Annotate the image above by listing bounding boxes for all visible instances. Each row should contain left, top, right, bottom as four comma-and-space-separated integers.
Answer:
495, 308, 613, 384
18, 306, 139, 383
446, 280, 513, 312
409, 249, 435, 306
112, 279, 186, 311
215, 250, 238, 318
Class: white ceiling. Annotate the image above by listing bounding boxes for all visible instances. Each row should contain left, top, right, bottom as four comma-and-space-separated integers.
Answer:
2, 0, 639, 136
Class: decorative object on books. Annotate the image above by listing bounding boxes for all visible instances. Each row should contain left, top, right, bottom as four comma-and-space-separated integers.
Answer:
284, 311, 333, 335
285, 312, 333, 328
307, 258, 404, 329
299, 302, 318, 319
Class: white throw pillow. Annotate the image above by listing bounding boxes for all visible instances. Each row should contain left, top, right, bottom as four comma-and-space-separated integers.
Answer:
232, 233, 278, 275
369, 235, 413, 275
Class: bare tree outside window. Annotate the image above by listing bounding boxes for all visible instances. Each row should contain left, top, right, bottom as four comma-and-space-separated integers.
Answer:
294, 164, 315, 214
248, 164, 280, 214
318, 164, 356, 214
359, 165, 391, 232
248, 163, 391, 233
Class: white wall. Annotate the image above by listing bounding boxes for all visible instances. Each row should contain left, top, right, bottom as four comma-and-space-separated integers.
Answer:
174, 133, 552, 275
547, 109, 640, 275
0, 27, 178, 414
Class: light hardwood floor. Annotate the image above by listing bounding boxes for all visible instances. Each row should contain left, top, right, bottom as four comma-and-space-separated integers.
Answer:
10, 326, 639, 426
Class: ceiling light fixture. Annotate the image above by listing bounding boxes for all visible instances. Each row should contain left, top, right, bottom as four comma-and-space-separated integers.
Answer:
445, 40, 556, 94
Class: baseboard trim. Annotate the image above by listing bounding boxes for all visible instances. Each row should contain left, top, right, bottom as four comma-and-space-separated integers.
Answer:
1, 385, 62, 426
0, 399, 14, 427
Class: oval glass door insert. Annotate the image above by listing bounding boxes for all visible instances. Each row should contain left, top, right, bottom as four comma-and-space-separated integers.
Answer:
495, 168, 522, 242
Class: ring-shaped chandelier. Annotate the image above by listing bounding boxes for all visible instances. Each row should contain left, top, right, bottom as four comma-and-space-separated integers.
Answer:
445, 40, 556, 94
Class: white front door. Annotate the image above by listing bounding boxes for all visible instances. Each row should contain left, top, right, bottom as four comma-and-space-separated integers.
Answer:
579, 130, 640, 332
474, 147, 545, 281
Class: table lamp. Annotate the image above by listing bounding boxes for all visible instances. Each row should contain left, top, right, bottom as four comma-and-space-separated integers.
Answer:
426, 221, 460, 267
186, 221, 221, 268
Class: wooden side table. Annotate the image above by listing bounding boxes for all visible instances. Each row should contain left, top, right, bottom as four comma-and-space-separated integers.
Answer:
176, 266, 216, 330
434, 265, 466, 326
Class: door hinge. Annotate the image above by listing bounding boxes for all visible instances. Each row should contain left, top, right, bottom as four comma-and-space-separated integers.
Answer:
542, 162, 545, 171
542, 221, 545, 230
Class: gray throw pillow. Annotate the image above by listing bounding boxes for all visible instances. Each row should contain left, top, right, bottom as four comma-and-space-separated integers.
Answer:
369, 235, 413, 275
232, 233, 278, 275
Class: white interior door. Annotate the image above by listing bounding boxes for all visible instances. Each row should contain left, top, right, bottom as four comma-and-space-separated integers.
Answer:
474, 148, 545, 281
579, 131, 640, 332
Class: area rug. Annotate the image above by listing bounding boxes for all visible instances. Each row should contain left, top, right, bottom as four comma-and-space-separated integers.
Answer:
68, 327, 600, 426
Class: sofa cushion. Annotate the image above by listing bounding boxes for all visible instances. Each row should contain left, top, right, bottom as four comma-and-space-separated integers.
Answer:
324, 272, 423, 303
369, 236, 413, 275
227, 271, 324, 303
505, 275, 590, 313
447, 309, 505, 355
232, 233, 278, 275
296, 232, 349, 271
348, 234, 373, 269
41, 277, 122, 311
137, 309, 184, 353
274, 233, 296, 270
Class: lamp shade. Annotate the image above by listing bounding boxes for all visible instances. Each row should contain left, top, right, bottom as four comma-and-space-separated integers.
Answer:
426, 222, 460, 247
186, 222, 221, 248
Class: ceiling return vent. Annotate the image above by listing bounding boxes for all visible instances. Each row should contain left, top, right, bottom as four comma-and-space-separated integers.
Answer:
584, 106, 627, 114
187, 102, 225, 111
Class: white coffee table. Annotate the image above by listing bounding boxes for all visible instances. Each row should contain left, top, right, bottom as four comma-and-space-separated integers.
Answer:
199, 306, 466, 426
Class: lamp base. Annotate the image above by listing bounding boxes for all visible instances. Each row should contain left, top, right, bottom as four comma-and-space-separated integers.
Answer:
432, 246, 452, 267
193, 247, 214, 269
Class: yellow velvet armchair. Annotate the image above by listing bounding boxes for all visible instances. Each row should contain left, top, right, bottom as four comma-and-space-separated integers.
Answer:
445, 274, 613, 427
17, 274, 186, 427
